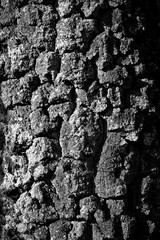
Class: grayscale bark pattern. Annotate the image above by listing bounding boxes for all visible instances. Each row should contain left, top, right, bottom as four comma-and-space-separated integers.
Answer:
0, 0, 160, 239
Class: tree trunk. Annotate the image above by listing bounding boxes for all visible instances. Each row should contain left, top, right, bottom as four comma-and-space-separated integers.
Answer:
0, 0, 160, 239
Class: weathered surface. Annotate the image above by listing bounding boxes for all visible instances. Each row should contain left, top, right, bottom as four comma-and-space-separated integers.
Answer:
0, 0, 160, 239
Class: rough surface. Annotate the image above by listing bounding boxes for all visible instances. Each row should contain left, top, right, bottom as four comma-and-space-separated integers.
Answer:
0, 0, 160, 239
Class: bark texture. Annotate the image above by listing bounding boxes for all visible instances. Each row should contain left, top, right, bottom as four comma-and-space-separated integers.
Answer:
0, 0, 160, 239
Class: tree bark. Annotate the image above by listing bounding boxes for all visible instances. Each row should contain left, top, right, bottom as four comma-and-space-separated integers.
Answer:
0, 0, 160, 239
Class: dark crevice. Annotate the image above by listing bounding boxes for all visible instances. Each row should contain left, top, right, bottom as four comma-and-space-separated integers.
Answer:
92, 116, 107, 196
